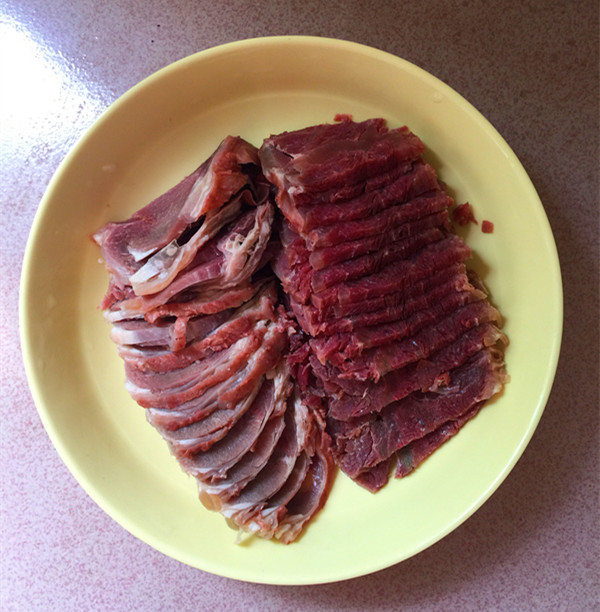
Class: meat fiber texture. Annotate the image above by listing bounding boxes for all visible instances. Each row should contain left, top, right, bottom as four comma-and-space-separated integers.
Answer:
95, 118, 509, 545
259, 117, 509, 493
94, 135, 335, 544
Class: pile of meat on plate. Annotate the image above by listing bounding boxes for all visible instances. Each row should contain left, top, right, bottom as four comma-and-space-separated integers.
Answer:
94, 117, 508, 544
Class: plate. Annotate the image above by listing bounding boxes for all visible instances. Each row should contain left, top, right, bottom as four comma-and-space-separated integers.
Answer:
20, 36, 563, 585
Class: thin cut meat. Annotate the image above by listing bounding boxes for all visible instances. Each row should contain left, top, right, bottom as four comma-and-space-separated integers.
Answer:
325, 323, 507, 420
328, 349, 507, 480
394, 402, 484, 479
95, 136, 333, 544
95, 118, 509, 544
260, 117, 509, 494
94, 136, 267, 297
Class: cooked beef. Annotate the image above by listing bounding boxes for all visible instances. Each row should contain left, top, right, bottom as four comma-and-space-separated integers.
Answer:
286, 262, 468, 336
295, 159, 439, 233
308, 236, 471, 312
163, 377, 273, 458
260, 117, 508, 493
153, 383, 262, 454
198, 409, 288, 502
117, 283, 279, 372
95, 137, 332, 544
351, 459, 392, 493
394, 402, 484, 478
94, 136, 267, 298
271, 440, 335, 543
215, 394, 335, 535
259, 118, 425, 197
309, 283, 488, 365
330, 300, 502, 382
96, 119, 508, 543
308, 210, 450, 272
108, 202, 274, 318
111, 307, 234, 354
304, 191, 452, 250
175, 376, 284, 473
328, 349, 507, 480
325, 323, 507, 420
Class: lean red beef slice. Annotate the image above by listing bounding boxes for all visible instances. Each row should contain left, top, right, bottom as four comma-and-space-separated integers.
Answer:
259, 118, 508, 492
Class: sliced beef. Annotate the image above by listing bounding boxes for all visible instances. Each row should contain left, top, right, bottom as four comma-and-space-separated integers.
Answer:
111, 202, 273, 317
125, 328, 266, 409
351, 459, 392, 493
394, 402, 484, 478
308, 209, 450, 271
272, 441, 336, 543
197, 409, 287, 510
326, 323, 507, 419
199, 402, 297, 506
111, 307, 234, 354
108, 282, 259, 323
150, 378, 265, 455
118, 283, 279, 372
329, 299, 502, 382
272, 160, 416, 233
128, 196, 244, 296
313, 227, 447, 293
176, 376, 285, 475
95, 119, 509, 544
144, 367, 264, 432
287, 262, 468, 336
304, 191, 451, 250
295, 159, 439, 233
309, 282, 487, 365
309, 235, 471, 312
259, 119, 425, 197
94, 136, 266, 293
329, 348, 507, 479
217, 395, 330, 536
259, 117, 508, 500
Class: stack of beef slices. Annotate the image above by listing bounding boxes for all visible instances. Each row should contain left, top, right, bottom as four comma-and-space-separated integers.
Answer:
259, 118, 509, 493
94, 136, 334, 544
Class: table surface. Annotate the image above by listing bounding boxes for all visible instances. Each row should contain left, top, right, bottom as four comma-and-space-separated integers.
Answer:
2, 1, 598, 610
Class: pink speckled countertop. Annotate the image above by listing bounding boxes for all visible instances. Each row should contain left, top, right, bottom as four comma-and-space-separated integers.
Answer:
2, 0, 598, 609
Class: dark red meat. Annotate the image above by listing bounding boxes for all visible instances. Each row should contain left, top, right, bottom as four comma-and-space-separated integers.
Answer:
95, 119, 508, 544
260, 117, 508, 496
329, 349, 507, 480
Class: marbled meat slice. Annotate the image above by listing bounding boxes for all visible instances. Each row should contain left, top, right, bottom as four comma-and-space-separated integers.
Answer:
94, 135, 268, 298
117, 282, 279, 373
176, 374, 286, 474
199, 408, 287, 503
95, 136, 333, 543
110, 202, 274, 317
153, 375, 268, 456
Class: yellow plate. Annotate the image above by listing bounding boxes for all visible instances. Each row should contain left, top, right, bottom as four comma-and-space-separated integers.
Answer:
20, 37, 563, 585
